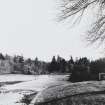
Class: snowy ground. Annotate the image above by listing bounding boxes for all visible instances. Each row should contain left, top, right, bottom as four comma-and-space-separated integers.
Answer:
0, 74, 69, 105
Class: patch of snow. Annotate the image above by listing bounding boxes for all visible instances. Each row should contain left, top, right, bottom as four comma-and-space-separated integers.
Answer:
0, 74, 69, 105
0, 92, 23, 105
2, 75, 68, 91
0, 74, 36, 82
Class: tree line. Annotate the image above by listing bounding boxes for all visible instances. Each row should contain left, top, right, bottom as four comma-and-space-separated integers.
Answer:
0, 53, 105, 81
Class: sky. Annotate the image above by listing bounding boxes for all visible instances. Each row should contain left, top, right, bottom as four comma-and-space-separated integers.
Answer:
0, 0, 104, 61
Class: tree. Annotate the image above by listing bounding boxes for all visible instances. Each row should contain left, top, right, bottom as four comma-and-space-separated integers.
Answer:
60, 58, 67, 73
57, 55, 62, 63
13, 55, 25, 74
34, 57, 39, 65
90, 58, 105, 73
68, 56, 74, 64
0, 53, 5, 60
69, 57, 91, 82
70, 64, 90, 82
59, 0, 105, 44
76, 57, 90, 66
25, 58, 32, 66
48, 56, 59, 73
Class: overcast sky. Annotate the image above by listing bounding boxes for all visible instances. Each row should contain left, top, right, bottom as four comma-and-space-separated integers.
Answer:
0, 0, 103, 61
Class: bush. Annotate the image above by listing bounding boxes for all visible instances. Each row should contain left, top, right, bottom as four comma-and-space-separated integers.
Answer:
20, 94, 31, 105
70, 65, 90, 82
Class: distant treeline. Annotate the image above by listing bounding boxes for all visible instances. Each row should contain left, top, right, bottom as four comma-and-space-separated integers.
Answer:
0, 53, 73, 74
0, 53, 105, 81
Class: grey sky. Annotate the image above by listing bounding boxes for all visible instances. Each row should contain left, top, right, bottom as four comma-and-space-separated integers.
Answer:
0, 0, 103, 61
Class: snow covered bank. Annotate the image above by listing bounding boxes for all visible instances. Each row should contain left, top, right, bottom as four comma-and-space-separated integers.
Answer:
0, 74, 36, 82
0, 74, 69, 105
2, 75, 69, 91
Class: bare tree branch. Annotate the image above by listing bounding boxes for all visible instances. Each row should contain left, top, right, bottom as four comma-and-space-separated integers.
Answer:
59, 0, 105, 44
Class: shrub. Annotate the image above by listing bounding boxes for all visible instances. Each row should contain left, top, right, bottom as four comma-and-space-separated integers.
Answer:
70, 65, 90, 82
20, 94, 31, 105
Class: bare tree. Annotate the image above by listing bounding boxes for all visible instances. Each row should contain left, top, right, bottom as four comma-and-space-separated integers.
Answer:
59, 0, 105, 44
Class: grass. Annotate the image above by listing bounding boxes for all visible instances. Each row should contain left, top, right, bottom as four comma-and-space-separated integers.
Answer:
37, 94, 105, 105
33, 81, 105, 105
